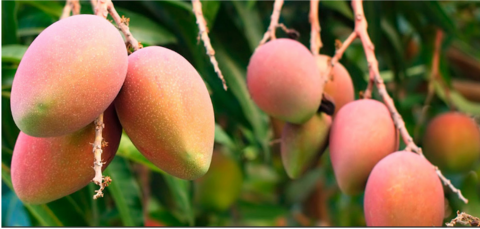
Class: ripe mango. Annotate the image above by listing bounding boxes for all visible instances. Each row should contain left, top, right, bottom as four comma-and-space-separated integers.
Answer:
316, 55, 354, 115
364, 151, 444, 226
281, 113, 331, 179
195, 152, 243, 211
11, 14, 128, 137
11, 105, 122, 204
329, 99, 398, 195
247, 39, 323, 124
114, 46, 215, 180
423, 112, 480, 173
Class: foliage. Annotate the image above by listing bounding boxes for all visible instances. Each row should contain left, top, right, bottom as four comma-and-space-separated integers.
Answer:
2, 0, 480, 226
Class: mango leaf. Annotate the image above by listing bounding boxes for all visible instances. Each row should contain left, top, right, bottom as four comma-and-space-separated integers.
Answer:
2, 164, 62, 226
116, 134, 165, 174
285, 168, 324, 204
200, 1, 221, 27
2, 1, 18, 45
231, 1, 264, 51
238, 200, 288, 224
2, 191, 31, 226
2, 45, 28, 63
104, 157, 144, 226
114, 8, 177, 46
434, 81, 480, 115
214, 43, 270, 157
20, 1, 63, 18
214, 124, 235, 150
162, 175, 193, 226
2, 97, 20, 150
321, 0, 353, 20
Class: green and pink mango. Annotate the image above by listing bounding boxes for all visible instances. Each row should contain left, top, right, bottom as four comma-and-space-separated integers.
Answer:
11, 14, 127, 137
364, 151, 444, 226
247, 39, 323, 124
329, 99, 398, 195
114, 46, 215, 180
423, 112, 480, 173
11, 105, 122, 204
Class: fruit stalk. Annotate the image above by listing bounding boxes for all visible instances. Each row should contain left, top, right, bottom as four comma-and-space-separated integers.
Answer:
259, 0, 284, 46
90, 0, 141, 199
60, 0, 80, 19
191, 0, 227, 90
309, 0, 322, 55
351, 0, 467, 203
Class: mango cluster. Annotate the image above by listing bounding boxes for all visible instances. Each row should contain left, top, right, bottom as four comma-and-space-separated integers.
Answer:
10, 15, 215, 204
247, 38, 451, 226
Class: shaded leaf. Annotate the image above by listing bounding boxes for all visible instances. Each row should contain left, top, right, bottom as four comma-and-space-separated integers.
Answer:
2, 45, 28, 63
104, 157, 144, 226
321, 0, 353, 20
2, 1, 19, 45
114, 8, 177, 46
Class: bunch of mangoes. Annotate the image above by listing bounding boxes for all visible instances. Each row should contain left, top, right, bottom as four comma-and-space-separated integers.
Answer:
10, 14, 215, 204
246, 37, 474, 226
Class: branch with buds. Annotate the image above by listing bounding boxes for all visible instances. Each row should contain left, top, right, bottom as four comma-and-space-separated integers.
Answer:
350, 0, 467, 203
446, 211, 479, 227
90, 0, 141, 199
192, 0, 227, 90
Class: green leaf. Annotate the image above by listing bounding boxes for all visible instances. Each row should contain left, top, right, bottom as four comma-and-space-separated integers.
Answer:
2, 45, 28, 63
200, 1, 221, 27
162, 175, 193, 226
2, 1, 19, 45
213, 43, 270, 157
434, 81, 480, 115
2, 164, 63, 226
238, 200, 288, 224
419, 1, 457, 36
104, 157, 144, 226
116, 134, 165, 174
2, 191, 31, 226
231, 1, 264, 51
20, 1, 63, 18
285, 168, 324, 204
321, 0, 353, 20
214, 124, 234, 149
114, 8, 177, 46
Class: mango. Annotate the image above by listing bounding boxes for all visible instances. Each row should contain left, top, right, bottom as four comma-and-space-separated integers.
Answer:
11, 105, 122, 204
11, 14, 128, 137
329, 99, 398, 195
247, 38, 323, 124
316, 55, 355, 115
423, 112, 480, 173
195, 152, 243, 211
281, 113, 331, 179
114, 46, 214, 180
364, 151, 444, 226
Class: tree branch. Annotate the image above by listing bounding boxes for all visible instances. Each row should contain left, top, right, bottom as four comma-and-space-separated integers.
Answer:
90, 0, 142, 199
446, 211, 479, 227
309, 0, 322, 55
60, 0, 80, 19
259, 0, 284, 46
351, 0, 467, 203
191, 0, 227, 90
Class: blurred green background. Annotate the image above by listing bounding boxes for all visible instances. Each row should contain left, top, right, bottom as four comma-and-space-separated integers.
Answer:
2, 0, 480, 226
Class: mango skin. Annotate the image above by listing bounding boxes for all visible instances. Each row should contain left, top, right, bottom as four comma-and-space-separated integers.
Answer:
247, 38, 323, 124
11, 105, 122, 205
364, 151, 444, 226
114, 46, 215, 180
423, 112, 480, 173
281, 113, 332, 179
195, 152, 243, 211
329, 99, 398, 195
316, 55, 355, 115
11, 14, 128, 137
